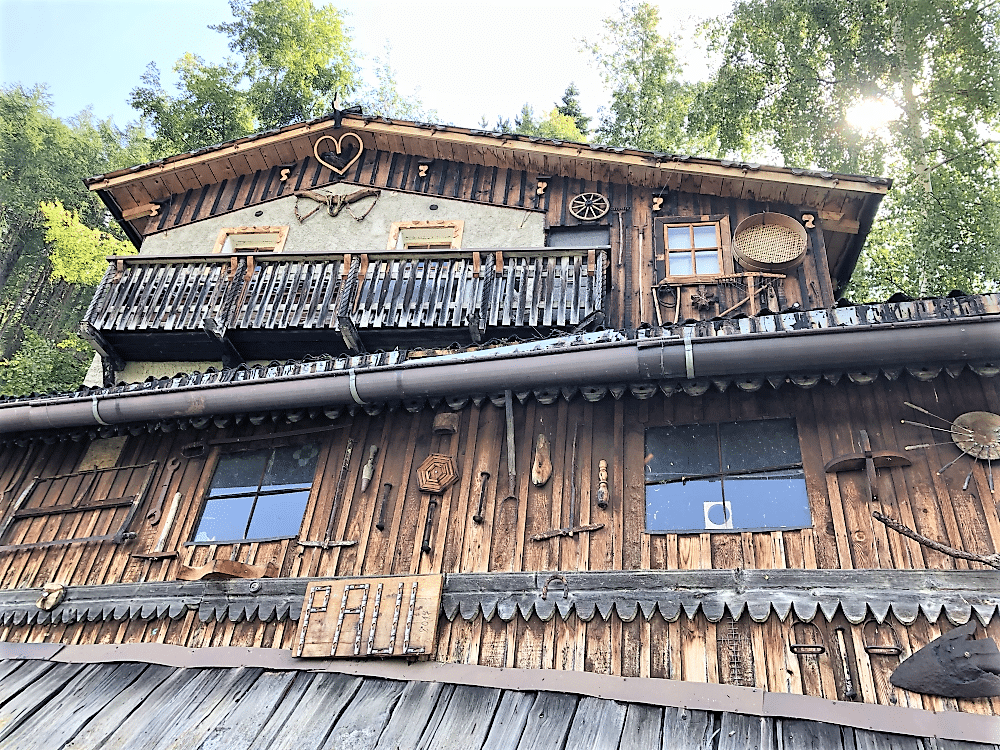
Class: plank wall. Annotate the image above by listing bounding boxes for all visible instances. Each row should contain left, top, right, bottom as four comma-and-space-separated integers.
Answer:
3, 607, 998, 717
134, 144, 844, 330
1, 369, 998, 592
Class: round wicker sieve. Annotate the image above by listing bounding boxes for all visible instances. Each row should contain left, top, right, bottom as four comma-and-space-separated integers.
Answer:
732, 212, 807, 272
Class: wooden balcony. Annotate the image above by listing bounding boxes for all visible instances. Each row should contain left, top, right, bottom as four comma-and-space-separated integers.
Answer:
82, 248, 607, 364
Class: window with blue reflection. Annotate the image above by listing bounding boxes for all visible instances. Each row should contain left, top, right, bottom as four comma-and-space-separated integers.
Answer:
193, 442, 320, 543
645, 419, 810, 532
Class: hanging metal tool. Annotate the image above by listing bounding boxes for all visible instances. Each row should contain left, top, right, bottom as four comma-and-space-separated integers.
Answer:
300, 438, 358, 549
503, 390, 517, 500
891, 620, 1000, 698
361, 445, 379, 492
834, 627, 859, 701
531, 424, 604, 541
473, 471, 491, 524
147, 457, 182, 525
375, 482, 393, 531
421, 495, 440, 553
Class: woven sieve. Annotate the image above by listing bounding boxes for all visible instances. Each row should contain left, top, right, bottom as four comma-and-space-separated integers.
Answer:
732, 213, 807, 271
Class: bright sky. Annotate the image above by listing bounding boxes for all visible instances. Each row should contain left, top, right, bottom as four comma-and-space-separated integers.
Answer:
0, 0, 733, 132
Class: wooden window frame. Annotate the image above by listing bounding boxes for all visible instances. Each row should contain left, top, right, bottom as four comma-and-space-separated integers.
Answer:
653, 214, 733, 284
211, 225, 289, 254
644, 418, 811, 534
387, 220, 463, 251
189, 441, 321, 545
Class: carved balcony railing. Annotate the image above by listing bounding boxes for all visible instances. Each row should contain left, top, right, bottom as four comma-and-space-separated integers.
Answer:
81, 248, 606, 365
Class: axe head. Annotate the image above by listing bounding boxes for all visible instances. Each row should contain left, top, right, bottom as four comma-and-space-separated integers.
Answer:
890, 621, 1000, 698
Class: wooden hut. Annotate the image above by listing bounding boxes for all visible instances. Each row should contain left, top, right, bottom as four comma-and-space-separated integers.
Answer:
1, 110, 998, 748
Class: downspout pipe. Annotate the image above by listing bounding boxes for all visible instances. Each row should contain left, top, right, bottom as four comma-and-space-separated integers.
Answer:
2, 317, 998, 435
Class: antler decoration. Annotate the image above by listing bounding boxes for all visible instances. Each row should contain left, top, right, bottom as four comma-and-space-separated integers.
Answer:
873, 510, 1000, 569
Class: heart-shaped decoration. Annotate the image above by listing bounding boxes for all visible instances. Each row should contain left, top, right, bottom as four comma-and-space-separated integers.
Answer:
313, 132, 365, 175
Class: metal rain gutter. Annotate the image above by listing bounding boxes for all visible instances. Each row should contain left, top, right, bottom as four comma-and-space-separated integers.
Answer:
1, 316, 998, 435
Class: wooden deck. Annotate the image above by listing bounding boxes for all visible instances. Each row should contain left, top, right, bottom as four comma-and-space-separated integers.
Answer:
82, 249, 607, 361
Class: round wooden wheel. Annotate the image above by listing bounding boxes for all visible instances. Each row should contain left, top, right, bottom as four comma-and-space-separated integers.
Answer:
569, 192, 610, 221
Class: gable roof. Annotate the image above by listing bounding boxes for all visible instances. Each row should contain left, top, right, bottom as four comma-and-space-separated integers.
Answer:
83, 111, 891, 290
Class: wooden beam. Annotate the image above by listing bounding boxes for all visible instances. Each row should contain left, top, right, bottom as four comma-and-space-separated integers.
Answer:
89, 116, 889, 200
77, 322, 125, 372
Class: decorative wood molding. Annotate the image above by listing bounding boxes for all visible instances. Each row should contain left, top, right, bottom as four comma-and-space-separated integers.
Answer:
313, 132, 364, 175
2, 570, 997, 629
87, 116, 889, 198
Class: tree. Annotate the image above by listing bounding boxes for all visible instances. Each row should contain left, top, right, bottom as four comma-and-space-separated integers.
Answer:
556, 82, 590, 136
489, 102, 586, 142
212, 0, 357, 130
695, 0, 1000, 298
0, 86, 149, 394
132, 0, 358, 152
0, 327, 90, 396
39, 200, 134, 286
584, 2, 707, 153
129, 57, 253, 156
514, 104, 537, 135
357, 44, 437, 122
0, 85, 149, 226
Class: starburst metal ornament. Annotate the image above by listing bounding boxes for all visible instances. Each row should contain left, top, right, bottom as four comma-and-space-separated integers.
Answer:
902, 401, 1000, 494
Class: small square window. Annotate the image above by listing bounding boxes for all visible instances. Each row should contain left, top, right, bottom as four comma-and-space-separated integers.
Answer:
212, 226, 289, 254
388, 220, 463, 251
645, 419, 811, 533
192, 443, 319, 543
664, 222, 722, 277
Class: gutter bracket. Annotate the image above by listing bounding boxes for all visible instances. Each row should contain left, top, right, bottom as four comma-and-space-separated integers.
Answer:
349, 369, 366, 405
683, 326, 695, 379
90, 396, 110, 426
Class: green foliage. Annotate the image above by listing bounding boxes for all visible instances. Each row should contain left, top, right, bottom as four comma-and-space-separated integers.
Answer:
129, 57, 253, 156
39, 200, 133, 286
0, 84, 152, 226
0, 327, 90, 396
514, 104, 537, 135
584, 2, 708, 153
523, 108, 587, 142
696, 0, 1000, 298
213, 0, 357, 130
357, 45, 437, 122
132, 0, 358, 154
486, 95, 587, 143
556, 83, 590, 136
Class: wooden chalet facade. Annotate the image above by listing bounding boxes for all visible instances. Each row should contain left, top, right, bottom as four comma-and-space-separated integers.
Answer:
1, 111, 999, 748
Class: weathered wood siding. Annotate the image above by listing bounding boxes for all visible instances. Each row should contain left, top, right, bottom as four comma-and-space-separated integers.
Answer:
134, 143, 844, 330
1, 369, 997, 591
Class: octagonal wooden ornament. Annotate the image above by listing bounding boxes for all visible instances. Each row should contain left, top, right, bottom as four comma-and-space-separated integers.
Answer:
416, 454, 459, 493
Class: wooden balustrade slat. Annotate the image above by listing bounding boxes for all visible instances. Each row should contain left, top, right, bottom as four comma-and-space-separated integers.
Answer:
87, 250, 604, 344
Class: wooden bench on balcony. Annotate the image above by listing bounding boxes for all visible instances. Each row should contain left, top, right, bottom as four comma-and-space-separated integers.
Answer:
81, 247, 607, 365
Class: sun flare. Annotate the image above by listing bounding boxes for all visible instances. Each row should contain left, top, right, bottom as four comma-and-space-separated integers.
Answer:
846, 98, 901, 132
